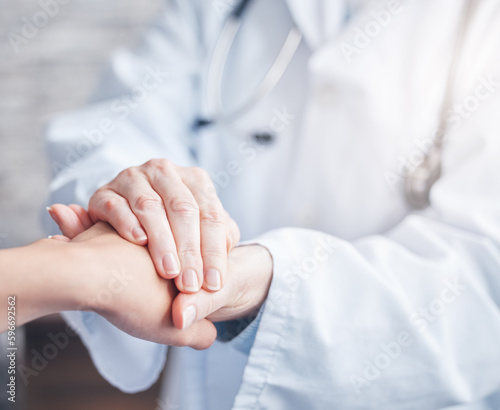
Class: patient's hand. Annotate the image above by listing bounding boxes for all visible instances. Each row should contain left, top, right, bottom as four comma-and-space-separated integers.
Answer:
50, 204, 273, 337
48, 205, 217, 349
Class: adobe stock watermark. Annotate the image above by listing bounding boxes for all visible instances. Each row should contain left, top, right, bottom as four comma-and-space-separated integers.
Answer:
51, 64, 169, 178
340, 0, 412, 63
18, 269, 133, 386
210, 106, 295, 192
265, 235, 341, 313
217, 235, 342, 344
385, 73, 500, 191
7, 0, 73, 54
350, 277, 467, 394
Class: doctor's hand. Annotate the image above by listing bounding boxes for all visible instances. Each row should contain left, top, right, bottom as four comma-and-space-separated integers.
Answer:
86, 159, 241, 294
48, 205, 271, 340
171, 245, 274, 331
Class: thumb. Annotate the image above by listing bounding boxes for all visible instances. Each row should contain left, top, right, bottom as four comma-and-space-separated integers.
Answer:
49, 235, 71, 242
176, 319, 218, 351
172, 289, 227, 331
47, 204, 88, 239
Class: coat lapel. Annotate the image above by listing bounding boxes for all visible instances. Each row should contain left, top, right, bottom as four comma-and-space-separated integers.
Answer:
284, 0, 348, 49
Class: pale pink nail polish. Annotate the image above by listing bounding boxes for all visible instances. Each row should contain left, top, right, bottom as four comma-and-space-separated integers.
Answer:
205, 269, 221, 291
46, 207, 59, 225
183, 269, 199, 292
132, 227, 147, 242
182, 305, 197, 330
162, 253, 180, 276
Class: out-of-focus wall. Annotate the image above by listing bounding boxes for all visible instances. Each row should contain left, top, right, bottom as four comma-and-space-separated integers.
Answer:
0, 0, 162, 249
0, 2, 163, 408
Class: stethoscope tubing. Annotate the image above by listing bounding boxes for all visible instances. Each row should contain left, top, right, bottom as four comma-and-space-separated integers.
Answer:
199, 0, 479, 209
201, 0, 303, 127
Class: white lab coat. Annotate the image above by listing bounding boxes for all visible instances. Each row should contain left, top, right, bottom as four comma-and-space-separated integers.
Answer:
45, 0, 500, 408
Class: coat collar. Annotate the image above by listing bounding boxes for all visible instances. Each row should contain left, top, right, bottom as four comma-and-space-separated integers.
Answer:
283, 0, 349, 49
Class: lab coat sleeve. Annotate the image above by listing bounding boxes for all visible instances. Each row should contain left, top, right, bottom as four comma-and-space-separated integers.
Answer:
44, 1, 205, 393
233, 103, 500, 408
215, 303, 265, 355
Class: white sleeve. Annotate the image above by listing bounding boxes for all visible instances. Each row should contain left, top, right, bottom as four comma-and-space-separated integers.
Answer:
45, 0, 204, 392
234, 101, 500, 408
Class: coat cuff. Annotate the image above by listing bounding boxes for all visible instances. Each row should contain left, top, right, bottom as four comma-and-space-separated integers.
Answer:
231, 229, 302, 408
215, 304, 265, 355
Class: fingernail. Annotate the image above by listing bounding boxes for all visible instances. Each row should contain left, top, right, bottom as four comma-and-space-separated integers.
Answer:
183, 269, 199, 292
162, 253, 180, 276
205, 269, 221, 291
132, 227, 147, 242
182, 305, 197, 330
46, 207, 59, 225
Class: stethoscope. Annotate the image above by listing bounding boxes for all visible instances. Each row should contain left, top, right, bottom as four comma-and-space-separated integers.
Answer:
196, 0, 303, 129
197, 0, 478, 209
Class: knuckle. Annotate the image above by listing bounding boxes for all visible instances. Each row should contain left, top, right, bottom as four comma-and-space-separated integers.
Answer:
102, 197, 123, 214
118, 167, 139, 180
199, 183, 218, 205
189, 167, 215, 192
167, 195, 199, 217
179, 246, 200, 259
200, 206, 225, 225
189, 166, 209, 180
90, 186, 108, 201
133, 194, 163, 212
202, 247, 225, 259
146, 158, 174, 173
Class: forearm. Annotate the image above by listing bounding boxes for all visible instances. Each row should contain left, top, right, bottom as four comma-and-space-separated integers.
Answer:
0, 239, 89, 331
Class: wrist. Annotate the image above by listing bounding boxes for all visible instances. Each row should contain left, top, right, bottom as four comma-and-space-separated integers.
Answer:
1, 239, 94, 326
226, 244, 273, 318
34, 239, 96, 313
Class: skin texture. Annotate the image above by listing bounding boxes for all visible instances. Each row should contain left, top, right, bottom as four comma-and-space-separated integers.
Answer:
85, 159, 241, 294
0, 221, 218, 349
68, 222, 219, 348
47, 204, 273, 336
2, 203, 272, 348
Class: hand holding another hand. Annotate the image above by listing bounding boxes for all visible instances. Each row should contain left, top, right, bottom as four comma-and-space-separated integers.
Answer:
48, 203, 273, 346
85, 159, 241, 294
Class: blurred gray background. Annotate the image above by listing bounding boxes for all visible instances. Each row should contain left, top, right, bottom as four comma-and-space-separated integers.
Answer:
0, 0, 162, 249
0, 1, 164, 408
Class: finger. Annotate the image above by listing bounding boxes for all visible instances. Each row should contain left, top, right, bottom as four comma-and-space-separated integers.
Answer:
226, 212, 240, 252
68, 204, 93, 229
182, 168, 227, 292
111, 171, 181, 279
88, 188, 149, 246
49, 235, 71, 242
161, 318, 217, 350
172, 287, 228, 330
146, 166, 203, 292
48, 204, 87, 239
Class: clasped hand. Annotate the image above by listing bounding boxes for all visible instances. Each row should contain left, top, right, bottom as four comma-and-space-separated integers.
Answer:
48, 159, 273, 350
